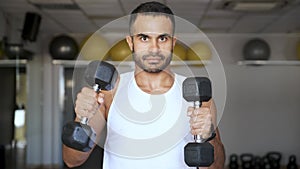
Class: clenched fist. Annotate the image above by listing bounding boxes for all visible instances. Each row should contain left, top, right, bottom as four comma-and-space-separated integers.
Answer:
75, 87, 104, 121
187, 100, 216, 140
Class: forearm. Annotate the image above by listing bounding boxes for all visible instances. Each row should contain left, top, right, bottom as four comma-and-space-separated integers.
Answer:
208, 129, 225, 169
62, 144, 94, 168
197, 139, 225, 169
207, 140, 225, 168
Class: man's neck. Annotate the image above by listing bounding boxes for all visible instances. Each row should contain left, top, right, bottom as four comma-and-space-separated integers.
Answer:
134, 67, 174, 94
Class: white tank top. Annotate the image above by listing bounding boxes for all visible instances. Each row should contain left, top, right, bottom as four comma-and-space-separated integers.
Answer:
103, 72, 193, 169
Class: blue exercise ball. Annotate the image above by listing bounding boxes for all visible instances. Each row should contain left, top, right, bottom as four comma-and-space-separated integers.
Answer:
243, 38, 270, 60
49, 35, 79, 60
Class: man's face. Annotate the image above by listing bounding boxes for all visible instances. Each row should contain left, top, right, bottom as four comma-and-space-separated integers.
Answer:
126, 14, 176, 73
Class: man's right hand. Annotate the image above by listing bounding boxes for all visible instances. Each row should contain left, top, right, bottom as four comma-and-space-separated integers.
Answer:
75, 87, 104, 120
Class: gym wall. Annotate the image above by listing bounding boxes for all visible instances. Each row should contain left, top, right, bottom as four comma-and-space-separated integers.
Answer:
207, 33, 300, 165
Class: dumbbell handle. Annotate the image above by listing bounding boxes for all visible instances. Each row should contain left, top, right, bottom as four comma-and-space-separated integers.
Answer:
80, 117, 88, 125
80, 84, 101, 125
194, 101, 204, 143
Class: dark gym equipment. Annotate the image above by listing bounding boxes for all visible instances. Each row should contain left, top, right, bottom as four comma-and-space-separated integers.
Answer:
183, 77, 214, 168
182, 77, 212, 102
243, 38, 270, 60
4, 43, 33, 60
240, 153, 254, 169
49, 35, 79, 60
229, 154, 239, 169
21, 12, 41, 42
253, 156, 263, 169
62, 61, 118, 152
262, 156, 272, 169
266, 152, 281, 169
287, 155, 298, 169
84, 61, 118, 90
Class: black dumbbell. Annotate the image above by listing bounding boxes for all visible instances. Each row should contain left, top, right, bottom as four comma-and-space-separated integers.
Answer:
62, 60, 118, 152
240, 153, 254, 169
287, 155, 298, 169
266, 152, 281, 169
183, 77, 214, 168
229, 154, 239, 169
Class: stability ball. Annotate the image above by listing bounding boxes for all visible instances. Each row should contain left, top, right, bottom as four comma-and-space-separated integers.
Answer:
186, 42, 212, 60
243, 38, 270, 60
109, 39, 132, 61
173, 42, 187, 61
80, 34, 109, 60
49, 35, 79, 60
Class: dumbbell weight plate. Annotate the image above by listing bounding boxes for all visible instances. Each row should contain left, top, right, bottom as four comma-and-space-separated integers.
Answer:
184, 142, 214, 167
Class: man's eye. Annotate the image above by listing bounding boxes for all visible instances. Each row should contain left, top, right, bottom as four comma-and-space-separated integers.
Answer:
159, 36, 168, 42
140, 36, 148, 41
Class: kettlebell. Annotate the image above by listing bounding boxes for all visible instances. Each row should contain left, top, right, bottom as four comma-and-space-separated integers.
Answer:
287, 155, 298, 169
229, 154, 239, 169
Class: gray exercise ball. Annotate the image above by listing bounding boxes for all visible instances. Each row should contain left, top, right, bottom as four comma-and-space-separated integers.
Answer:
49, 35, 79, 60
243, 38, 270, 60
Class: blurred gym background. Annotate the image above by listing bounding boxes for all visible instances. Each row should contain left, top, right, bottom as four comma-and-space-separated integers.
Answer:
0, 0, 300, 169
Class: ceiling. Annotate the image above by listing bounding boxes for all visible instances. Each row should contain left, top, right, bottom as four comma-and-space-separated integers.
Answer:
0, 0, 300, 37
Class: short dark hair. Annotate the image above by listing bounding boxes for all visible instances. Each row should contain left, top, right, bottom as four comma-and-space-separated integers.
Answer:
129, 1, 175, 35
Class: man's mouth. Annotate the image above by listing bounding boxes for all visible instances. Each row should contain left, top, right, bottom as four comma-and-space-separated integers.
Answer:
142, 54, 165, 63
145, 57, 162, 64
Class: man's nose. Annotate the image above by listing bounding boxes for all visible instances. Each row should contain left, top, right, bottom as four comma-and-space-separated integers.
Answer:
149, 39, 159, 53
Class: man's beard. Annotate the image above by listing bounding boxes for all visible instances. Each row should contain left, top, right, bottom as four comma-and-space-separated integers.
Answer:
133, 50, 173, 73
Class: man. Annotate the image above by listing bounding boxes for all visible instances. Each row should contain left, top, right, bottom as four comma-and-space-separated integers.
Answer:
63, 1, 225, 169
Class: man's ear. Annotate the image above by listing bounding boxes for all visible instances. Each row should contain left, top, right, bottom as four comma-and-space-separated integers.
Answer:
126, 35, 133, 51
172, 37, 177, 49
